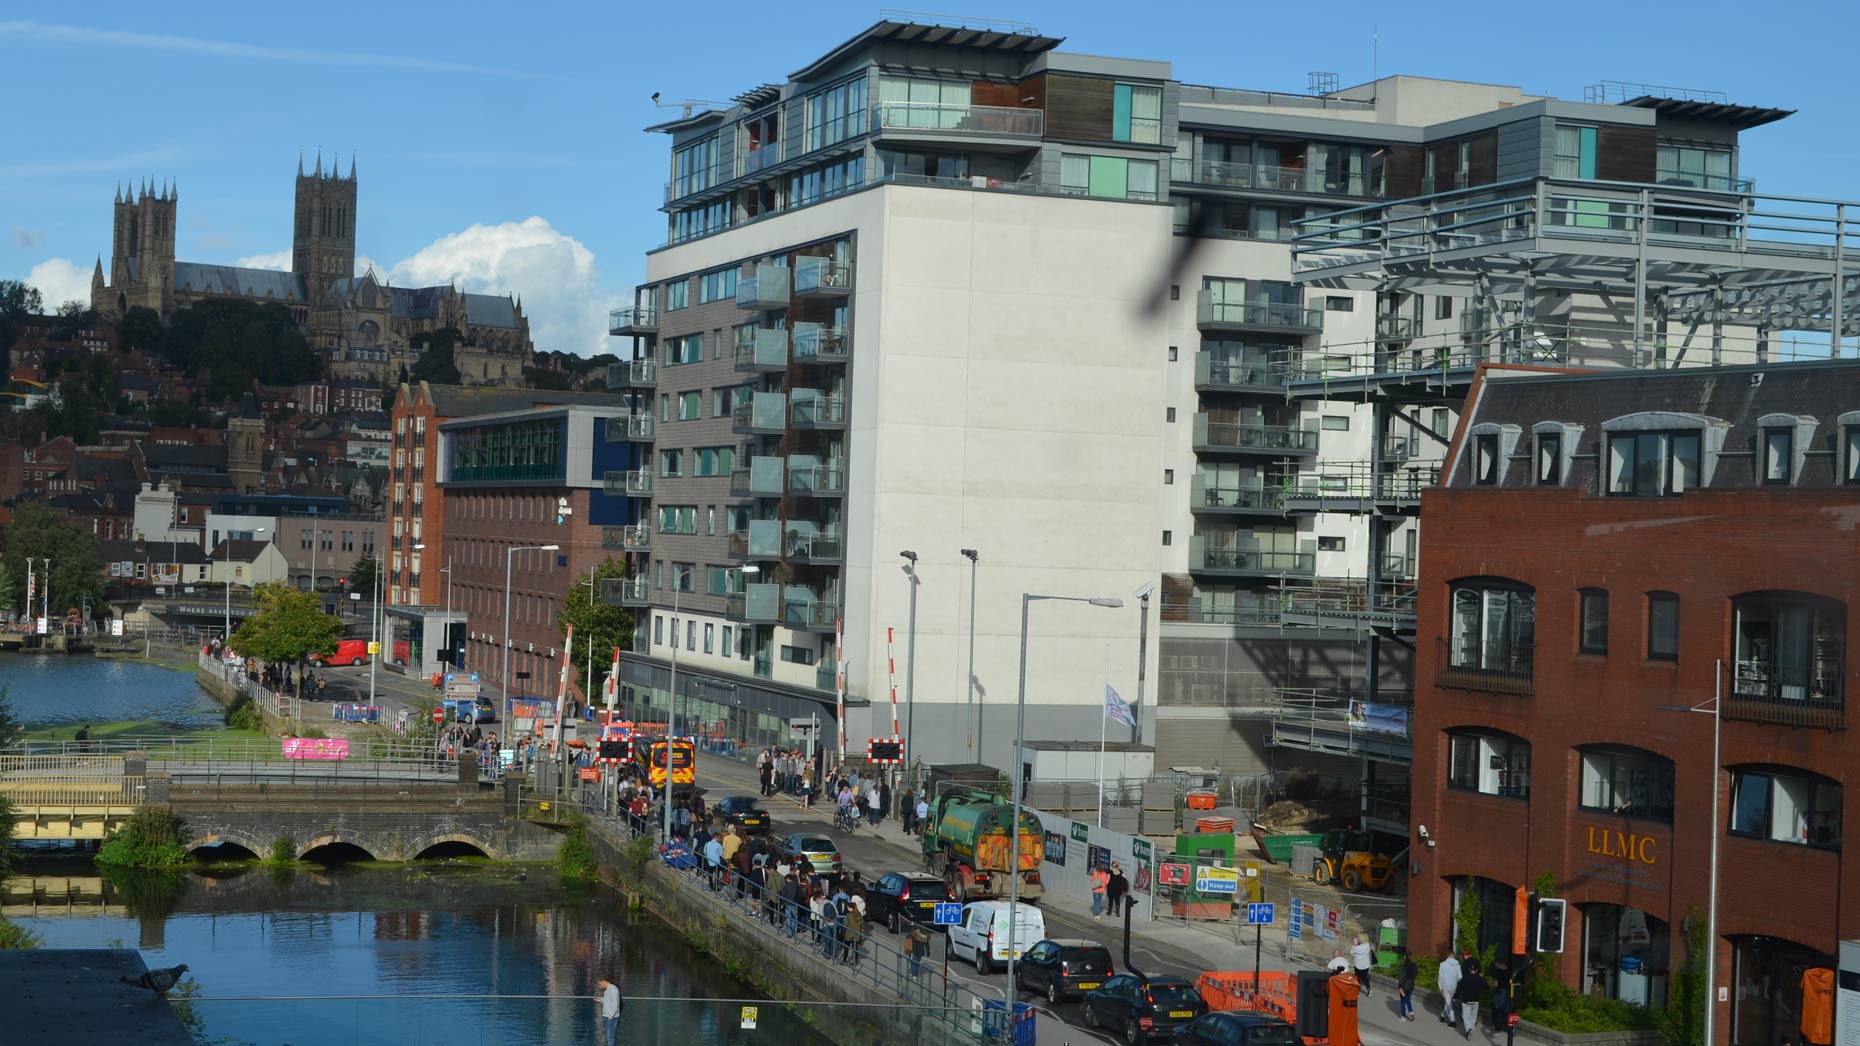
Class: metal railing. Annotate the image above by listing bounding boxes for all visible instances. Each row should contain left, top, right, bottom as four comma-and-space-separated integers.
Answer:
1195, 353, 1289, 390
1434, 637, 1534, 696
1276, 462, 1440, 505
1192, 546, 1316, 575
874, 101, 1043, 137
1188, 477, 1283, 513
604, 415, 654, 441
792, 324, 850, 363
1193, 415, 1319, 453
1159, 600, 1286, 628
1196, 295, 1325, 331
607, 305, 658, 333
1727, 660, 1845, 729
795, 257, 852, 295
788, 461, 847, 495
786, 530, 844, 564
1169, 158, 1376, 197
606, 359, 657, 387
790, 394, 847, 428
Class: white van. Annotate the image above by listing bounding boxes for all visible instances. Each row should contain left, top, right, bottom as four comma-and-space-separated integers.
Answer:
949, 901, 1046, 975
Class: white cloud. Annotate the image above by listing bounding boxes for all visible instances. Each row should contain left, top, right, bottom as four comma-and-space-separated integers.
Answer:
26, 257, 92, 310
235, 249, 290, 271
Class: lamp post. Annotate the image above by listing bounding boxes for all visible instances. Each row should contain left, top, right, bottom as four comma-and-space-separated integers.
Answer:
503, 544, 560, 725
307, 525, 320, 594
1660, 659, 1723, 1046
662, 563, 701, 844
1006, 591, 1124, 1007
225, 528, 267, 641
899, 550, 919, 786
960, 549, 979, 756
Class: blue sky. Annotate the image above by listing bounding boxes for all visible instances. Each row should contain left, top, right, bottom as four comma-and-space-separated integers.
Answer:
4, 0, 1857, 355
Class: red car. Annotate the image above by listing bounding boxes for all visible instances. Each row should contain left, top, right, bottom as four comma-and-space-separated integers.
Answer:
311, 639, 368, 666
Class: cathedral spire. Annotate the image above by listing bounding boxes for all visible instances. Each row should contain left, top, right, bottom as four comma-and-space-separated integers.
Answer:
315, 147, 323, 177
349, 153, 356, 180
298, 151, 304, 177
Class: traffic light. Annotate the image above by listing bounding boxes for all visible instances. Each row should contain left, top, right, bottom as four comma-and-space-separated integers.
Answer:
1534, 897, 1568, 954
338, 577, 348, 590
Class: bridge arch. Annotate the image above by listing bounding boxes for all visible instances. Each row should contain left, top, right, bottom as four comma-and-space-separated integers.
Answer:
297, 832, 383, 862
188, 829, 273, 859
408, 832, 501, 860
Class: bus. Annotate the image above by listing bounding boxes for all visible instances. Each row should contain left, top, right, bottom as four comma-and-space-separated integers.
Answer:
630, 736, 696, 788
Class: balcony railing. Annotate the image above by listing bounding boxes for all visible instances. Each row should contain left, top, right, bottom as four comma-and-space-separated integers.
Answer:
1160, 600, 1285, 628
1169, 158, 1378, 197
788, 459, 847, 496
604, 414, 655, 442
727, 520, 783, 561
1656, 169, 1755, 193
737, 264, 791, 310
786, 529, 844, 564
1192, 414, 1319, 455
1380, 435, 1416, 462
874, 102, 1043, 138
1194, 352, 1289, 392
734, 328, 788, 373
1727, 660, 1845, 729
608, 306, 658, 335
784, 598, 840, 631
791, 323, 849, 364
602, 525, 650, 552
1435, 637, 1534, 696
732, 392, 788, 435
794, 256, 852, 296
789, 393, 847, 429
1196, 292, 1324, 333
1188, 476, 1283, 514
1189, 540, 1316, 577
606, 359, 657, 388
607, 577, 649, 607
1380, 553, 1415, 579
1377, 316, 1414, 340
602, 469, 653, 497
729, 457, 785, 498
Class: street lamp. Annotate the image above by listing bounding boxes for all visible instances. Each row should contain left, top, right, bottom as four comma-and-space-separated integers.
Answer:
1660, 658, 1723, 1046
224, 528, 266, 640
1006, 592, 1124, 1006
960, 549, 979, 755
899, 550, 919, 786
661, 562, 703, 844
503, 544, 561, 725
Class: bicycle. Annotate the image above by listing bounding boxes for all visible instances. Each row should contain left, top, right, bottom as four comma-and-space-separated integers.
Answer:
834, 806, 860, 833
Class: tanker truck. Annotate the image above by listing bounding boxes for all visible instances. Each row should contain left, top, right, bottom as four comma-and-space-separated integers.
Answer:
920, 786, 1045, 902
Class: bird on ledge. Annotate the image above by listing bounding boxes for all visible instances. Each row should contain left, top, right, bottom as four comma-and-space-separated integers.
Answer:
120, 963, 190, 998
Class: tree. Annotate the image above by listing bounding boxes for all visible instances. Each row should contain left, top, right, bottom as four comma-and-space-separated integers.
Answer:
117, 306, 163, 355
0, 279, 43, 319
51, 301, 94, 342
229, 583, 345, 701
411, 342, 460, 385
0, 500, 105, 619
559, 558, 635, 709
524, 367, 571, 391
348, 551, 380, 596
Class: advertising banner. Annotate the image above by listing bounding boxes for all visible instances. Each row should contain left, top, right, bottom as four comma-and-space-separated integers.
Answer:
282, 738, 350, 760
1348, 701, 1410, 737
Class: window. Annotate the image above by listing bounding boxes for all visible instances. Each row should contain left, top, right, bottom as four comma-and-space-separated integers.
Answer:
877, 75, 970, 130
1846, 427, 1860, 484
1163, 469, 1174, 484
1473, 433, 1499, 484
1578, 746, 1675, 821
672, 563, 696, 594
1732, 593, 1845, 708
1060, 154, 1159, 201
1607, 431, 1700, 496
1318, 536, 1345, 552
723, 625, 734, 655
1554, 125, 1598, 180
698, 268, 739, 303
653, 615, 664, 645
781, 645, 819, 666
1536, 434, 1563, 485
1113, 83, 1162, 144
665, 280, 689, 311
1646, 592, 1679, 661
656, 505, 696, 534
1579, 589, 1609, 654
1448, 580, 1534, 674
1657, 144, 1735, 191
671, 137, 718, 198
695, 447, 736, 477
1763, 428, 1793, 485
1321, 415, 1350, 431
804, 77, 867, 152
1432, 408, 1450, 437
678, 392, 701, 420
1731, 768, 1842, 848
703, 623, 715, 654
1447, 730, 1531, 799
1324, 296, 1354, 312
658, 394, 670, 421
1166, 407, 1176, 423
665, 335, 702, 366
659, 450, 683, 477
686, 620, 696, 652
1161, 530, 1173, 546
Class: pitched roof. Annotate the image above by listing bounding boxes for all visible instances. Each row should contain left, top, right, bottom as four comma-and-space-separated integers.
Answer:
415, 381, 631, 419
173, 262, 310, 303
97, 539, 208, 565
463, 293, 518, 328
208, 539, 272, 562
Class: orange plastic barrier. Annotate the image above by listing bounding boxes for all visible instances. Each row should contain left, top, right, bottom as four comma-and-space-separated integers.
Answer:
1197, 971, 1299, 1025
1196, 815, 1237, 833
1187, 790, 1219, 811
1326, 972, 1360, 1046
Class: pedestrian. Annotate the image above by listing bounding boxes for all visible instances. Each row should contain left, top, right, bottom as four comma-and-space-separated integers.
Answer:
1438, 950, 1463, 1028
915, 794, 930, 836
844, 894, 865, 966
1457, 964, 1489, 1040
1398, 950, 1418, 1021
875, 780, 891, 827
75, 724, 91, 753
908, 922, 930, 980
1105, 862, 1128, 917
900, 789, 915, 834
782, 875, 803, 938
1327, 949, 1351, 975
757, 746, 773, 797
1090, 863, 1109, 917
703, 833, 724, 891
1350, 935, 1375, 996
595, 972, 623, 1046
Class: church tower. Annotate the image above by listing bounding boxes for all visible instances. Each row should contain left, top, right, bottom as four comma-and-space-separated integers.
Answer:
292, 151, 357, 295
97, 180, 178, 317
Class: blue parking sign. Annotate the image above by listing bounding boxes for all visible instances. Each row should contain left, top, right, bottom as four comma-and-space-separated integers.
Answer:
1246, 902, 1276, 925
933, 902, 963, 926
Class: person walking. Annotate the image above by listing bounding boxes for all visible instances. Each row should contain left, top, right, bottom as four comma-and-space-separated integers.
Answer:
1090, 864, 1110, 917
1327, 949, 1351, 975
1438, 950, 1463, 1028
1350, 935, 1375, 996
1397, 950, 1418, 1021
1457, 963, 1488, 1040
595, 973, 623, 1046
875, 780, 891, 827
702, 833, 724, 891
915, 794, 930, 836
1105, 862, 1129, 918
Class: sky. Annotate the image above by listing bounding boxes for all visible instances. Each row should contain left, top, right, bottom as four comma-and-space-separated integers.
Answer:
5, 0, 1859, 357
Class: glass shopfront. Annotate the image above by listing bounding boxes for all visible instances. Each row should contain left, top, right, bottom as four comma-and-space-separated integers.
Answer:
1732, 935, 1834, 1046
1582, 904, 1670, 1008
618, 662, 835, 768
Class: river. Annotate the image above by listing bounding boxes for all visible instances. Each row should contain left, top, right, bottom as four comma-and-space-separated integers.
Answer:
1, 653, 220, 729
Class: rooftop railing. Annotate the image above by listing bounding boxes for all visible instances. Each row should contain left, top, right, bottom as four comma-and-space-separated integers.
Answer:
873, 101, 1043, 137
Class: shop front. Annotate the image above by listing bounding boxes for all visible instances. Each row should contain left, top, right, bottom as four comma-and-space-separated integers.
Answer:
1581, 904, 1670, 1008
1731, 935, 1834, 1046
617, 657, 845, 768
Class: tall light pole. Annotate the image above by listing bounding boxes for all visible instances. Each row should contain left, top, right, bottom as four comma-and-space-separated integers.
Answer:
899, 550, 919, 785
503, 544, 560, 725
1133, 582, 1154, 744
1006, 592, 1124, 1005
1661, 659, 1723, 1046
960, 549, 979, 755
224, 528, 267, 641
662, 563, 700, 843
307, 525, 319, 594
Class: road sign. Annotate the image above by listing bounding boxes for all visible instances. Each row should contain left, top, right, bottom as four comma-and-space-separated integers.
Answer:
789, 717, 819, 737
740, 1006, 758, 1030
432, 706, 445, 724
1196, 867, 1239, 894
933, 902, 963, 926
470, 673, 480, 683
366, 640, 380, 655
349, 592, 362, 601
1246, 902, 1276, 925
866, 738, 902, 763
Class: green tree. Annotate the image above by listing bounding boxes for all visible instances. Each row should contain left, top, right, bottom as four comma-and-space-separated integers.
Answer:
230, 583, 345, 701
0, 279, 43, 319
559, 558, 634, 708
0, 500, 105, 619
348, 551, 380, 597
117, 305, 163, 354
524, 367, 571, 391
1660, 905, 1708, 1046
411, 341, 461, 385
0, 682, 22, 754
51, 301, 94, 342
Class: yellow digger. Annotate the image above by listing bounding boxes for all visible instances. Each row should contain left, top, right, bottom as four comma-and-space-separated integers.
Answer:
1310, 830, 1395, 892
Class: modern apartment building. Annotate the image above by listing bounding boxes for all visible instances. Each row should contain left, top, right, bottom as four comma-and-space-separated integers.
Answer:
1413, 362, 1860, 1044
613, 19, 1810, 792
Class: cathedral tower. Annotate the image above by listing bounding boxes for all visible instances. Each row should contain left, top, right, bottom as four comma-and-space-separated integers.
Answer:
292, 151, 357, 292
97, 180, 177, 317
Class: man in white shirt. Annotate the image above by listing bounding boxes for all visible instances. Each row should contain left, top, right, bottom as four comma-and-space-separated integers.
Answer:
1349, 936, 1375, 996
1327, 950, 1351, 974
596, 974, 622, 1046
1437, 950, 1463, 1028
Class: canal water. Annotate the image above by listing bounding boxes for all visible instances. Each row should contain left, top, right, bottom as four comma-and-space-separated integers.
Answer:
1, 653, 220, 729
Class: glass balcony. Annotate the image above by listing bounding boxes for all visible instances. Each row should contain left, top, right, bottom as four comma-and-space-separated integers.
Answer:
603, 414, 655, 442
622, 524, 651, 551
734, 328, 789, 373
1196, 291, 1324, 334
791, 323, 849, 364
730, 456, 786, 498
602, 469, 653, 497
794, 256, 852, 297
727, 519, 784, 561
1380, 553, 1415, 579
608, 305, 657, 335
787, 457, 847, 497
608, 577, 650, 608
873, 102, 1043, 138
732, 392, 788, 435
606, 359, 656, 389
789, 391, 847, 430
785, 526, 844, 565
1192, 414, 1319, 456
1188, 476, 1283, 516
1187, 536, 1316, 578
725, 583, 781, 624
1656, 168, 1755, 193
600, 527, 627, 552
736, 264, 791, 310
816, 661, 838, 692
783, 590, 840, 632
1194, 352, 1288, 393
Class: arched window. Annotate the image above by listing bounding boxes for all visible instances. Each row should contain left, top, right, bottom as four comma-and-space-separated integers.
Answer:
1441, 578, 1534, 693
1576, 745, 1674, 821
1446, 728, 1530, 799
1730, 765, 1841, 849
1731, 592, 1845, 727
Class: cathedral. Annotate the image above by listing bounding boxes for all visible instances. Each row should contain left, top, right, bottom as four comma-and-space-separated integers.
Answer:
90, 154, 534, 385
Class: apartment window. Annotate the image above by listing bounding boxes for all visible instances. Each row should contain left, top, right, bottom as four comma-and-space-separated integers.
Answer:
1162, 530, 1173, 546
1473, 433, 1500, 484
1554, 124, 1598, 180
665, 335, 702, 366
678, 392, 701, 420
656, 505, 696, 534
362, 531, 374, 554
696, 447, 735, 477
698, 268, 739, 303
1060, 154, 1159, 201
1447, 730, 1531, 799
712, 386, 736, 418
1449, 580, 1534, 673
1536, 433, 1563, 485
1112, 83, 1163, 144
1846, 427, 1860, 484
659, 450, 683, 477
301, 531, 313, 551
1731, 768, 1842, 849
664, 279, 689, 311
1168, 346, 1178, 361
659, 394, 671, 422
876, 75, 970, 129
686, 620, 696, 652
1163, 469, 1174, 485
1324, 296, 1354, 312
1321, 416, 1350, 431
781, 645, 819, 667
672, 563, 696, 594
1432, 408, 1450, 437
1166, 408, 1176, 423
706, 506, 716, 536
1647, 592, 1680, 661
1657, 144, 1735, 191
723, 625, 734, 655
341, 530, 354, 552
1763, 428, 1794, 485
671, 136, 718, 198
1733, 593, 1845, 705
1579, 746, 1675, 821
654, 615, 664, 645
1317, 536, 1345, 552
805, 77, 868, 151
1607, 431, 1701, 496
1579, 589, 1609, 654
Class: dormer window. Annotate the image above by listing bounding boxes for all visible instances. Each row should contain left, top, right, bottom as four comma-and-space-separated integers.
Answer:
1607, 431, 1700, 496
1536, 433, 1562, 485
1763, 427, 1794, 484
1474, 433, 1499, 484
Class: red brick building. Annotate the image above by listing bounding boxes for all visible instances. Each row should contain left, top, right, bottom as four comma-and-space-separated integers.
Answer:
1414, 362, 1859, 1046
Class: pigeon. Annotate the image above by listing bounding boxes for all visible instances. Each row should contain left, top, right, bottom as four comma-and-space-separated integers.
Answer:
120, 963, 189, 998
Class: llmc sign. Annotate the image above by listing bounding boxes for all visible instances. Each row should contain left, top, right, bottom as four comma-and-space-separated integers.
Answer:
1584, 826, 1657, 865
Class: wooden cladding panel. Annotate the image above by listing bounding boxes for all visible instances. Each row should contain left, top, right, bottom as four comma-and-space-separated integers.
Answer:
971, 81, 1020, 107
1045, 73, 1114, 141
1595, 125, 1656, 182
1468, 132, 1499, 186
1385, 145, 1426, 199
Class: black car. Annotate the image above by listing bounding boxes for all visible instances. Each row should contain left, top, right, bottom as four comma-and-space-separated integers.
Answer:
715, 795, 771, 835
1014, 938, 1115, 1004
1085, 976, 1209, 1044
869, 872, 957, 933
1171, 1011, 1298, 1046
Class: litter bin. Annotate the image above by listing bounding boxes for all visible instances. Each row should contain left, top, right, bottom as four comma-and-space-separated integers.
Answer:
980, 999, 1036, 1046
